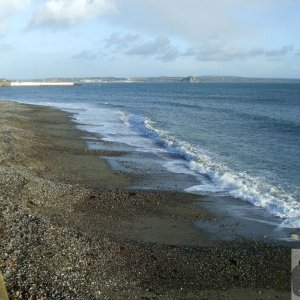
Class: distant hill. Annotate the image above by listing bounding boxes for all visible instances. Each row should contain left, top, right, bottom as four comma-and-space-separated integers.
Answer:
193, 76, 300, 83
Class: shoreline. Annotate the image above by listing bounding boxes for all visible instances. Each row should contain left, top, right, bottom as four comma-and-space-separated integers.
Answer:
0, 100, 292, 298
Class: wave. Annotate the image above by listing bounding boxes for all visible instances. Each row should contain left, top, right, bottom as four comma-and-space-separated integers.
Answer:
122, 111, 300, 228
7, 98, 300, 228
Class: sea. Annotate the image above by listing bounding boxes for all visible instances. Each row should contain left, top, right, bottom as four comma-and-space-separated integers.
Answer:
1, 82, 299, 228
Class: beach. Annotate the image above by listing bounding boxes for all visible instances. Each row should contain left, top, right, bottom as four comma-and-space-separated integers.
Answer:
0, 100, 292, 299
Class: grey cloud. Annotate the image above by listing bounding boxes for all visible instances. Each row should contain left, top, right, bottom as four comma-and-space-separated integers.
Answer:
181, 48, 197, 57
126, 37, 179, 62
183, 44, 294, 62
102, 33, 180, 62
74, 39, 295, 64
72, 50, 98, 60
266, 45, 294, 57
104, 33, 140, 51
126, 37, 169, 56
107, 0, 298, 70
157, 48, 180, 62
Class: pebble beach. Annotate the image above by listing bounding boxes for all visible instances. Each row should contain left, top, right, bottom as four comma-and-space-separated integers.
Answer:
0, 101, 292, 299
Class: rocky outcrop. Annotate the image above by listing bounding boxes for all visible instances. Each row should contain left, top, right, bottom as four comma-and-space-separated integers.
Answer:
181, 75, 198, 83
0, 79, 10, 87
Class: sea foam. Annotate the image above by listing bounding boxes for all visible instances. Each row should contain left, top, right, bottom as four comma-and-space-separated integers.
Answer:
140, 110, 300, 227
11, 99, 300, 228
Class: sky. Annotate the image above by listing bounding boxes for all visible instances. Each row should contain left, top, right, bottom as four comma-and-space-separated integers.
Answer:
0, 0, 300, 79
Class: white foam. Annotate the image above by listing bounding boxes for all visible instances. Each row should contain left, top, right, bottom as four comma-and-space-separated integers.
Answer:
142, 113, 300, 228
9, 98, 300, 228
280, 218, 300, 228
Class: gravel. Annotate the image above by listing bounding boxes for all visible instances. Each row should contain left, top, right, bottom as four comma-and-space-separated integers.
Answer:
0, 101, 291, 299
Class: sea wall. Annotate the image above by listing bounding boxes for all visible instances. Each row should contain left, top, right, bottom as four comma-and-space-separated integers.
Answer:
10, 81, 74, 87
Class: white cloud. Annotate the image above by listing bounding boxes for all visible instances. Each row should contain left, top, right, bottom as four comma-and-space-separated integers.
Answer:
30, 0, 117, 29
0, 0, 31, 33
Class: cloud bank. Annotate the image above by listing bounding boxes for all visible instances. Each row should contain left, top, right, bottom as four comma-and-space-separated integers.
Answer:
103, 33, 179, 62
112, 0, 280, 42
183, 44, 295, 62
74, 31, 295, 65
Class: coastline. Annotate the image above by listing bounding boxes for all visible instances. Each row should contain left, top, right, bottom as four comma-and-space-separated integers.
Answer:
0, 100, 292, 299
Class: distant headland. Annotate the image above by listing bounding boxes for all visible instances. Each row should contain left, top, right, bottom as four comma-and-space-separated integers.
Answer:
1, 76, 300, 86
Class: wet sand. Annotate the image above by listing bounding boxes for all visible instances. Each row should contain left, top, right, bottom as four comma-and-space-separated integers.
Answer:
0, 101, 292, 299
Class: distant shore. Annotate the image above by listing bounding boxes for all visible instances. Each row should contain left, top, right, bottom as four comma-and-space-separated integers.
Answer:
1, 75, 300, 86
0, 100, 292, 299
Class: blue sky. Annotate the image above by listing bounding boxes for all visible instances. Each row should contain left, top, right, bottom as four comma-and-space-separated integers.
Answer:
0, 0, 300, 79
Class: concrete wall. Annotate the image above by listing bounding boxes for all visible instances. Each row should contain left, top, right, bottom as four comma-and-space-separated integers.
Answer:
10, 82, 74, 87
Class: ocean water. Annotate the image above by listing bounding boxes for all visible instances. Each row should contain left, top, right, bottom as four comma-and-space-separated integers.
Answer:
1, 83, 299, 227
